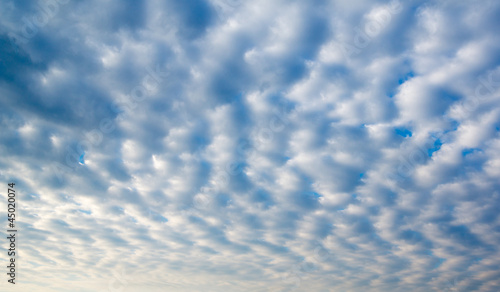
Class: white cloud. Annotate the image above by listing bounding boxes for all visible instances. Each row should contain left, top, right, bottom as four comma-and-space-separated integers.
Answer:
1, 0, 500, 291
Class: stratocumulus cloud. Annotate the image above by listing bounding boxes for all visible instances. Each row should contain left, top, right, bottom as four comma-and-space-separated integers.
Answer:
1, 0, 500, 291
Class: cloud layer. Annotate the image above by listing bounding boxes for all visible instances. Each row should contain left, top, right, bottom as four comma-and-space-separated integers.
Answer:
1, 0, 500, 291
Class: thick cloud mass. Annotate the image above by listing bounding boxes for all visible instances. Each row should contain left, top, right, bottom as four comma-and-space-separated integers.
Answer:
1, 0, 500, 291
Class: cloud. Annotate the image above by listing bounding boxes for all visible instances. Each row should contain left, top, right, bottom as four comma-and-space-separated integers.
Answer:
1, 0, 500, 291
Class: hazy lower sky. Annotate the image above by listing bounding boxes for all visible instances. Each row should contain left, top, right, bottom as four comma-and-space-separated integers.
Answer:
1, 0, 500, 291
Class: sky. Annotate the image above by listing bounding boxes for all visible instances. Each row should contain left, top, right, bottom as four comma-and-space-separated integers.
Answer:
1, 0, 500, 291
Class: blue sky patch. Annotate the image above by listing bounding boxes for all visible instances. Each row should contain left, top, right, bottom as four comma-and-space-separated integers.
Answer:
78, 152, 85, 165
398, 71, 415, 85
462, 148, 482, 156
78, 209, 92, 215
395, 128, 412, 137
428, 139, 443, 157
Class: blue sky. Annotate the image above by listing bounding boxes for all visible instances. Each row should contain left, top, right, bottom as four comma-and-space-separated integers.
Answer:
1, 0, 500, 291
